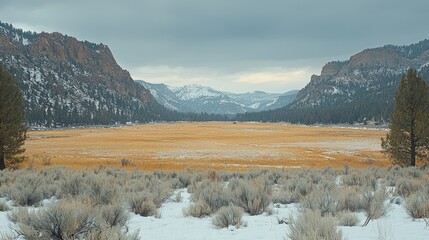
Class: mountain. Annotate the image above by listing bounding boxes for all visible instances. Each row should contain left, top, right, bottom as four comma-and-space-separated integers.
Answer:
0, 21, 172, 126
238, 39, 429, 124
137, 80, 298, 114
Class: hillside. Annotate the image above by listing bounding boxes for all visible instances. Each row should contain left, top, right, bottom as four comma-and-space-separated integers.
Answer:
238, 39, 429, 124
137, 80, 298, 114
0, 21, 171, 126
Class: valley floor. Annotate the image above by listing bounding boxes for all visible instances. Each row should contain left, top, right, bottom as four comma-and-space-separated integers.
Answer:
24, 122, 390, 170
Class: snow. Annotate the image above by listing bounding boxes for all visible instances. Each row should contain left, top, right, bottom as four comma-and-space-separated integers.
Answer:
0, 189, 428, 239
249, 102, 261, 109
127, 191, 429, 240
174, 84, 222, 100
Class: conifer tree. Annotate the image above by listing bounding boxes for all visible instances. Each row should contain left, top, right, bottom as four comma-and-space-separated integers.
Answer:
381, 68, 429, 167
0, 64, 27, 170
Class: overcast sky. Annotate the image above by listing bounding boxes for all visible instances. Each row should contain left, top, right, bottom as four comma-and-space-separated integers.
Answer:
1, 0, 428, 93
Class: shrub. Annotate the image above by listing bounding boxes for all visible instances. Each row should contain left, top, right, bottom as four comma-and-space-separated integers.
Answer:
183, 200, 212, 218
229, 178, 271, 215
395, 178, 420, 198
300, 187, 338, 217
361, 188, 389, 226
7, 174, 44, 206
86, 175, 121, 206
127, 192, 158, 217
404, 192, 429, 218
336, 187, 363, 212
100, 202, 130, 227
212, 205, 243, 228
192, 180, 229, 212
56, 172, 87, 198
287, 210, 342, 240
336, 211, 360, 226
0, 199, 10, 211
9, 200, 97, 239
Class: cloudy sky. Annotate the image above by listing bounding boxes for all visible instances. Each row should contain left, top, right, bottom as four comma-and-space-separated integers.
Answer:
1, 0, 428, 93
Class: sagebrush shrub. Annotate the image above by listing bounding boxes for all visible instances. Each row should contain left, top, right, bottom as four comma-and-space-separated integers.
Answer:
212, 205, 243, 228
229, 178, 271, 215
9, 200, 97, 239
300, 187, 338, 217
405, 192, 429, 218
288, 210, 342, 240
395, 178, 420, 198
336, 187, 363, 212
192, 180, 229, 212
361, 188, 389, 226
336, 211, 360, 226
7, 173, 44, 206
127, 192, 158, 217
183, 200, 212, 218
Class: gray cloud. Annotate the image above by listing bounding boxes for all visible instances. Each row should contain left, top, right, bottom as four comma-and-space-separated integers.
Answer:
1, 0, 428, 92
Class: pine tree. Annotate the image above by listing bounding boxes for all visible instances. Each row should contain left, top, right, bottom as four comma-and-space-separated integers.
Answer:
0, 64, 27, 170
381, 68, 429, 167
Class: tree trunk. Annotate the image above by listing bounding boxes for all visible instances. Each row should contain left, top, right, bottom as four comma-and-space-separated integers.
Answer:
0, 149, 5, 170
410, 125, 416, 167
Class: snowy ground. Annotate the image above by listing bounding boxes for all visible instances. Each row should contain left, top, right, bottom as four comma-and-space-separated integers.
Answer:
0, 191, 427, 239
127, 190, 428, 240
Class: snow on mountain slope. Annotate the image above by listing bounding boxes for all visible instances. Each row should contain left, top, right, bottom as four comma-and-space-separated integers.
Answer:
137, 81, 298, 114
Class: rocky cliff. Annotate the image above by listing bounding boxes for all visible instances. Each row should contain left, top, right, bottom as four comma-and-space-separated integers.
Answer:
0, 21, 163, 126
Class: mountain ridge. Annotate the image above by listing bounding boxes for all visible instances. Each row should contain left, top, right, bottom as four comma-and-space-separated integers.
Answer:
137, 80, 298, 114
0, 21, 169, 126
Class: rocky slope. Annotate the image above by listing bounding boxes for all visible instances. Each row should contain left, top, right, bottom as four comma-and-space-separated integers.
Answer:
239, 39, 429, 124
137, 80, 298, 114
0, 21, 165, 126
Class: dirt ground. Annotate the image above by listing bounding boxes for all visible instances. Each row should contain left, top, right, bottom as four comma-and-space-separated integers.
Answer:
23, 122, 391, 171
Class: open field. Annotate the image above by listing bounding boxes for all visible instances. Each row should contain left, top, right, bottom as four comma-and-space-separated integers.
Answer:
24, 122, 390, 170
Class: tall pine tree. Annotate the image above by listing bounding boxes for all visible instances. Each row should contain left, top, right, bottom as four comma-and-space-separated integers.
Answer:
381, 68, 429, 167
0, 64, 27, 170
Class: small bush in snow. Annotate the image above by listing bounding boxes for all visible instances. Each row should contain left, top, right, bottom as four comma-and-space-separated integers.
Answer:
0, 199, 10, 211
395, 178, 420, 198
300, 187, 338, 217
287, 210, 342, 240
100, 202, 130, 227
183, 200, 212, 218
361, 188, 389, 226
127, 192, 158, 217
212, 205, 244, 228
192, 180, 229, 212
9, 200, 97, 239
272, 187, 299, 204
7, 174, 44, 206
405, 192, 429, 218
336, 187, 363, 212
229, 177, 271, 215
337, 211, 360, 226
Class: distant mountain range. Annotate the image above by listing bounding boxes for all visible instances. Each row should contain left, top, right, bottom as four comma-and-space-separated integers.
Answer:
239, 39, 429, 124
137, 80, 298, 114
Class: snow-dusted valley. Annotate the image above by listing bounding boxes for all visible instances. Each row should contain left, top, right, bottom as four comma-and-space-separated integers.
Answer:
0, 167, 428, 240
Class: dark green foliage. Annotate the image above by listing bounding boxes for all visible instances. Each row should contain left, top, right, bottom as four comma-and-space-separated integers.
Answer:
382, 69, 429, 167
0, 64, 27, 170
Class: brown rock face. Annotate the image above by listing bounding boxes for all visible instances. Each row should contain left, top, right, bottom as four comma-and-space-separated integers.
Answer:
0, 21, 163, 125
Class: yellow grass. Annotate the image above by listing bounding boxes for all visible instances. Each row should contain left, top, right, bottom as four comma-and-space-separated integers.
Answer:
23, 122, 391, 171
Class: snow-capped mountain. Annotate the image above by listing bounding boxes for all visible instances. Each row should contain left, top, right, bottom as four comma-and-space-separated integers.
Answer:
0, 21, 166, 126
137, 80, 298, 114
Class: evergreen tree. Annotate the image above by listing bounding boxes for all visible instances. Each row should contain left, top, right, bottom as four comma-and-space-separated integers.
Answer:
0, 65, 27, 170
381, 69, 429, 167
